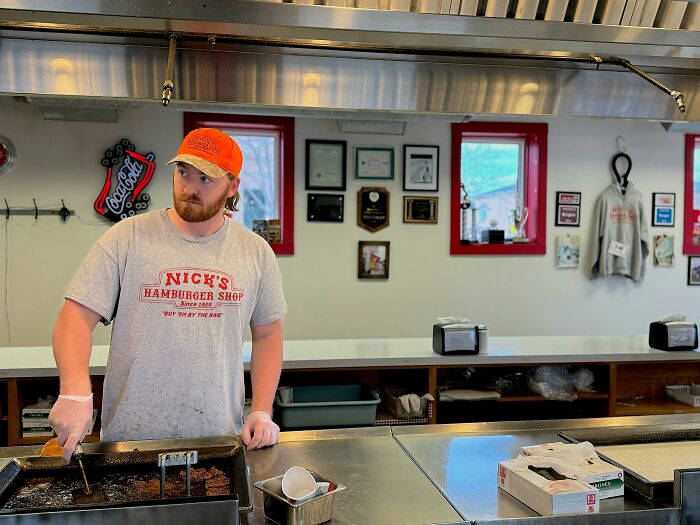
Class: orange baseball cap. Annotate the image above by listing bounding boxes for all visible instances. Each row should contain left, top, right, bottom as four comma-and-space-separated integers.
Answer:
167, 128, 243, 178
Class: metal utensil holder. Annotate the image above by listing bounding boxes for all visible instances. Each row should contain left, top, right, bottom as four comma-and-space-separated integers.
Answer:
157, 450, 198, 497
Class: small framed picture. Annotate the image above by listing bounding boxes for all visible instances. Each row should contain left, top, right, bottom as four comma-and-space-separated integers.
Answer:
252, 220, 269, 241
556, 205, 580, 227
305, 140, 347, 191
556, 234, 580, 269
557, 191, 581, 205
652, 192, 675, 227
403, 196, 438, 224
653, 235, 674, 267
688, 256, 700, 285
307, 193, 344, 222
555, 192, 581, 227
358, 241, 390, 280
403, 145, 439, 192
355, 146, 394, 180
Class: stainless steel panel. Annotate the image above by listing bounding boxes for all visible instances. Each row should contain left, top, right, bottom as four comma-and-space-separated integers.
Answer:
474, 508, 679, 524
0, 0, 699, 56
674, 468, 700, 523
245, 434, 462, 525
0, 497, 240, 525
1, 38, 698, 120
395, 426, 676, 522
393, 413, 700, 436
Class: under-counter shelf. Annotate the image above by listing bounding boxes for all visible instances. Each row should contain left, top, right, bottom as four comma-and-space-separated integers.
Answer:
495, 392, 608, 402
615, 398, 700, 416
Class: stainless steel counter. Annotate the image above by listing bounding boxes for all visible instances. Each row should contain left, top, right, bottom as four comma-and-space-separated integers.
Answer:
3, 416, 700, 524
393, 415, 700, 524
245, 426, 462, 525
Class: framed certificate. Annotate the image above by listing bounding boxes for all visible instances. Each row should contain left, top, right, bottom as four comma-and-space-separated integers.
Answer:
403, 196, 438, 224
652, 192, 675, 227
307, 193, 344, 222
355, 146, 394, 180
403, 145, 439, 191
305, 140, 347, 191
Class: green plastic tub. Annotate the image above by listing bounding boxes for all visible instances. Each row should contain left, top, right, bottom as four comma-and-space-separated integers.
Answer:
274, 384, 380, 429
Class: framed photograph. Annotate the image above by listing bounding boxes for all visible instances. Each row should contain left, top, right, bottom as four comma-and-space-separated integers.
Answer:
307, 193, 344, 222
355, 146, 394, 180
556, 234, 580, 268
652, 192, 675, 227
252, 220, 269, 241
688, 256, 700, 285
358, 241, 390, 279
403, 196, 438, 224
556, 205, 580, 226
557, 191, 581, 205
305, 140, 346, 191
403, 145, 439, 192
653, 235, 674, 267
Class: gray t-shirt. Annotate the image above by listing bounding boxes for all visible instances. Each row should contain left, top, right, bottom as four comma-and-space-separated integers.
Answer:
66, 209, 286, 442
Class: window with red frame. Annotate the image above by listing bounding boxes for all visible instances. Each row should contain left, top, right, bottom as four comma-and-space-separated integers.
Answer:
184, 113, 294, 255
684, 134, 700, 255
450, 122, 547, 255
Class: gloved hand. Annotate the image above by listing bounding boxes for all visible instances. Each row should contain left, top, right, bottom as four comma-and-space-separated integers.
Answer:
48, 394, 93, 462
241, 411, 279, 450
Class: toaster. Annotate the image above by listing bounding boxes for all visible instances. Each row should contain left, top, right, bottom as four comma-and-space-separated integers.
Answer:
649, 321, 698, 351
433, 323, 488, 355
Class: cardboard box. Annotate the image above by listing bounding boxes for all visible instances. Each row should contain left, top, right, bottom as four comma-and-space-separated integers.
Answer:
520, 442, 624, 498
498, 459, 599, 516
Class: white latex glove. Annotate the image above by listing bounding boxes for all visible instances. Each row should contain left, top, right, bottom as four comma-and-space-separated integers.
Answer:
48, 394, 93, 462
241, 411, 279, 450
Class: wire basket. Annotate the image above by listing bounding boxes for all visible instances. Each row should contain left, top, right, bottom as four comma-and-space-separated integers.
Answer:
666, 385, 700, 407
374, 387, 434, 426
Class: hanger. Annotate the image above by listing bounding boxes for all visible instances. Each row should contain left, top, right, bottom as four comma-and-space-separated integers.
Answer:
612, 136, 632, 195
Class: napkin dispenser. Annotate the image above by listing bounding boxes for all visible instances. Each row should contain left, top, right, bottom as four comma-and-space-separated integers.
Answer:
649, 320, 698, 351
433, 322, 488, 355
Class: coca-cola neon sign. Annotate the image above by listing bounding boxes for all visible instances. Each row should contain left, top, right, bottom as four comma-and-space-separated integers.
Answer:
94, 139, 156, 222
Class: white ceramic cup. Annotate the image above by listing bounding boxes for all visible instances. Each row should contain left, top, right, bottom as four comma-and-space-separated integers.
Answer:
281, 466, 318, 503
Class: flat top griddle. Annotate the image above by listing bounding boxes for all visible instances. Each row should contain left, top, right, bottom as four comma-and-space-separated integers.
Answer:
0, 441, 250, 517
559, 423, 700, 501
595, 441, 700, 484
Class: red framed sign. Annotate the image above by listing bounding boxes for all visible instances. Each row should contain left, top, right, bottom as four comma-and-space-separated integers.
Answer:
683, 135, 700, 254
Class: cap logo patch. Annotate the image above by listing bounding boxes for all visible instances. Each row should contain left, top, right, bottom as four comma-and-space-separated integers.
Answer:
187, 136, 220, 154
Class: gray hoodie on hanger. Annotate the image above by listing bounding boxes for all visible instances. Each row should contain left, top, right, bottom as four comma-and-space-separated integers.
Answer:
590, 181, 649, 283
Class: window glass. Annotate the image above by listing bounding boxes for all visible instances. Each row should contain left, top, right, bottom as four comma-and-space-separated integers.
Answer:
229, 131, 279, 230
460, 140, 523, 240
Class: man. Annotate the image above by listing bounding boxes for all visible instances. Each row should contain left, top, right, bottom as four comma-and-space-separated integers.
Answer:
49, 128, 286, 461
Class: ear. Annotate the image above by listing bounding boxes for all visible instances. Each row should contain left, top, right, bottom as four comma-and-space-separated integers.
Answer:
228, 176, 240, 198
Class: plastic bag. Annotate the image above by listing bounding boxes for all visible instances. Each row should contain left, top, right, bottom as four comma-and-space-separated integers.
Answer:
527, 366, 577, 401
494, 371, 526, 392
572, 368, 596, 393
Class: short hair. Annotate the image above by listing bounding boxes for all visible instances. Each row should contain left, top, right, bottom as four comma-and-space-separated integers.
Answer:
225, 174, 240, 212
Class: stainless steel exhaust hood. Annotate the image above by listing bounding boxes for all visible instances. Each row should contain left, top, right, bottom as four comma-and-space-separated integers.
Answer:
0, 1, 698, 121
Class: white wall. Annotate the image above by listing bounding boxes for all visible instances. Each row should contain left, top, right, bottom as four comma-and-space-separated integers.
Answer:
0, 104, 695, 346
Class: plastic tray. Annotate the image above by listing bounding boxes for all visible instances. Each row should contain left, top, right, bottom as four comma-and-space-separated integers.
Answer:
666, 384, 700, 407
274, 385, 380, 429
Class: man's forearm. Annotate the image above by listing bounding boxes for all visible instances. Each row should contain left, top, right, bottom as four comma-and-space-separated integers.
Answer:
52, 301, 100, 395
249, 320, 283, 414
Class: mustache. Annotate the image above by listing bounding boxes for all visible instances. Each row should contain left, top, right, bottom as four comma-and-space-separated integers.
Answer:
178, 194, 201, 204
